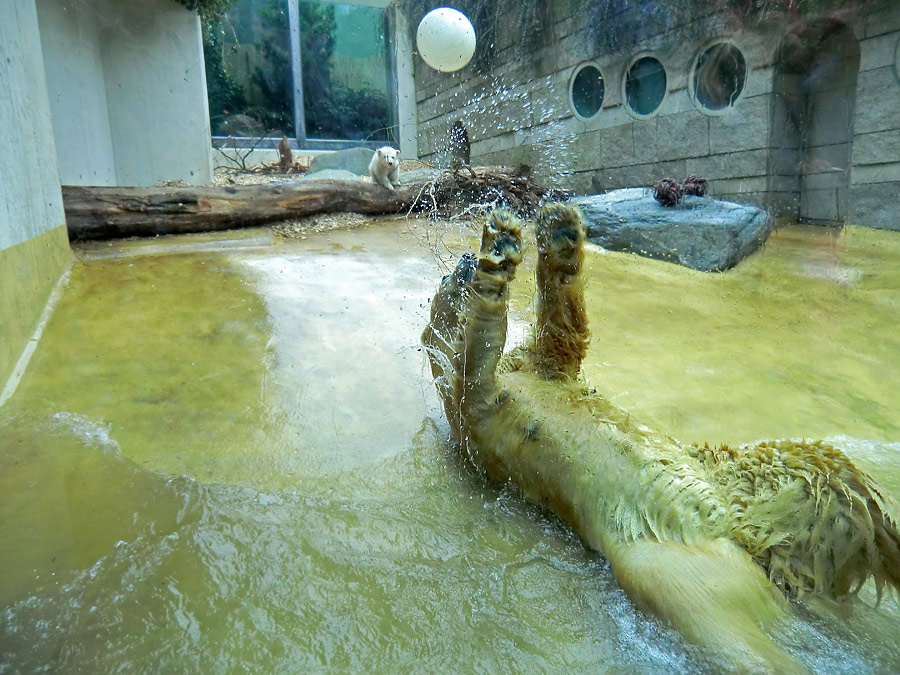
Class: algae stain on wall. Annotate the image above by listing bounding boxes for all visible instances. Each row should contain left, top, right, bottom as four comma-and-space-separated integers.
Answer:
0, 226, 71, 393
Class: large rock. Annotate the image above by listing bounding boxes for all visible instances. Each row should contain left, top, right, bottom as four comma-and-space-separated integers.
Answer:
572, 188, 773, 272
297, 169, 364, 182
308, 147, 376, 176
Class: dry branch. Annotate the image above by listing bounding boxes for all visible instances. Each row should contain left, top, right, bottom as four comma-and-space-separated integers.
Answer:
411, 165, 569, 219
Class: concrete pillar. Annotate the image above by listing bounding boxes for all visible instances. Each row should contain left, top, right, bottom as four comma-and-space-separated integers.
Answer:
35, 0, 213, 187
391, 7, 419, 159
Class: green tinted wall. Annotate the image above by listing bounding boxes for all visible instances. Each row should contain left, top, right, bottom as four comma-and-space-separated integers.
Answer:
0, 1, 71, 392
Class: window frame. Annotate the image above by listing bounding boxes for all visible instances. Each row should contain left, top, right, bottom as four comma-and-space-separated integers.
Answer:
568, 61, 606, 121
688, 38, 750, 116
622, 52, 668, 120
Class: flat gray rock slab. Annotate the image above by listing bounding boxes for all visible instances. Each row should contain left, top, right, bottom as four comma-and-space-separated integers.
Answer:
308, 147, 376, 176
572, 188, 773, 272
298, 169, 365, 182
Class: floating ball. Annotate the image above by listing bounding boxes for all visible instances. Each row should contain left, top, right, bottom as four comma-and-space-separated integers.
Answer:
416, 8, 476, 73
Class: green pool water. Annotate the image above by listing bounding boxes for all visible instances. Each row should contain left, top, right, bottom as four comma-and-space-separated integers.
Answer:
1, 219, 899, 672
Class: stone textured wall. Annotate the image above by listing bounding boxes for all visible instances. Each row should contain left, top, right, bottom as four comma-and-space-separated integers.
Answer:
849, 6, 900, 230
408, 0, 900, 230
793, 22, 859, 225
35, 0, 118, 186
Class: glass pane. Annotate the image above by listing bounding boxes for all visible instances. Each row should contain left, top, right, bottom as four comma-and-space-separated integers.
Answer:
694, 43, 747, 111
203, 0, 294, 138
625, 56, 666, 116
299, 0, 393, 142
571, 64, 604, 118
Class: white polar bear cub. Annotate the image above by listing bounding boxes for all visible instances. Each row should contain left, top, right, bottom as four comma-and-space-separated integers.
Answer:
369, 146, 400, 191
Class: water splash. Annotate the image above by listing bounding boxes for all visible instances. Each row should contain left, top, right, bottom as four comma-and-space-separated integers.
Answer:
48, 412, 123, 458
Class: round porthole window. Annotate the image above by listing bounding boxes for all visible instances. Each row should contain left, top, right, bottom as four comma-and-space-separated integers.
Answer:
624, 55, 667, 118
693, 42, 747, 111
569, 62, 605, 120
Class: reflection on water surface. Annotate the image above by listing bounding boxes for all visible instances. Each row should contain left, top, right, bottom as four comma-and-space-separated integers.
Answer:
1, 219, 899, 671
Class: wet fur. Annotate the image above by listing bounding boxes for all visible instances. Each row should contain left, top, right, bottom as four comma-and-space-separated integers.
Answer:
422, 205, 900, 671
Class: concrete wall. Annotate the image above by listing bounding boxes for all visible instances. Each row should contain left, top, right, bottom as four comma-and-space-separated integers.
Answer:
390, 6, 419, 159
0, 0, 71, 391
408, 0, 900, 230
36, 0, 213, 187
3, 0, 213, 392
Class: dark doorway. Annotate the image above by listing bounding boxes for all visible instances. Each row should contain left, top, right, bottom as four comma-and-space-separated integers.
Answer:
772, 19, 860, 225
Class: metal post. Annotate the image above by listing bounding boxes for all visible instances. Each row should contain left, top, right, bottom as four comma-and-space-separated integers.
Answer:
288, 0, 307, 145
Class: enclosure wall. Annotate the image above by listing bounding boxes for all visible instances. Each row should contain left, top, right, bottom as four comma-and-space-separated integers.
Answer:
850, 7, 900, 230
35, 0, 214, 187
35, 0, 118, 186
408, 0, 900, 230
0, 1, 71, 391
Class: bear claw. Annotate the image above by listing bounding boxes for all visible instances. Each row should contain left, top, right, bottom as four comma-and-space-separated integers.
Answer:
478, 210, 524, 274
536, 203, 585, 274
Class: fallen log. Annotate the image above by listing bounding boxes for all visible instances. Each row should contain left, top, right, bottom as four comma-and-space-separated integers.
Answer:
62, 179, 423, 241
62, 168, 570, 241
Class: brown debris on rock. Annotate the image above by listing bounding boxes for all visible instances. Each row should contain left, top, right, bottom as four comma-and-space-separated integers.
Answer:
682, 174, 709, 197
653, 177, 683, 207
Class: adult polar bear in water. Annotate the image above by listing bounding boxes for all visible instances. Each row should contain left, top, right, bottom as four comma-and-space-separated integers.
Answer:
421, 203, 900, 671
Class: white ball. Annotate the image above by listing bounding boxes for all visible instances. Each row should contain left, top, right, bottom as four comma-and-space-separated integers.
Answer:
416, 8, 476, 73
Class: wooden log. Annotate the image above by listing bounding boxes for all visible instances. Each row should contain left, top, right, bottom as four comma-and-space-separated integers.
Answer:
62, 179, 425, 240
62, 168, 569, 241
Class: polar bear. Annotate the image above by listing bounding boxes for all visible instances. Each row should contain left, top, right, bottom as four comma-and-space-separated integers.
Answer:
368, 146, 400, 191
421, 203, 900, 671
